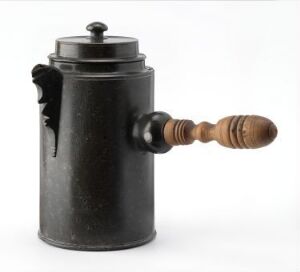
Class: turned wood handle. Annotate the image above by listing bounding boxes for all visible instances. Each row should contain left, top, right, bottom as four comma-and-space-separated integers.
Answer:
163, 115, 277, 149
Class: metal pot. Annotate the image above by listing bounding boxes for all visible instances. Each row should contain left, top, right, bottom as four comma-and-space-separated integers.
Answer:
32, 22, 277, 251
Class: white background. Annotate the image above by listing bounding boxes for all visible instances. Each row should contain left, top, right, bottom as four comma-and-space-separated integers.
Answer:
0, 1, 299, 271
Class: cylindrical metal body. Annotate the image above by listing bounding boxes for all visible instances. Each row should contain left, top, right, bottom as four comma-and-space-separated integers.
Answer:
39, 59, 155, 250
32, 23, 160, 250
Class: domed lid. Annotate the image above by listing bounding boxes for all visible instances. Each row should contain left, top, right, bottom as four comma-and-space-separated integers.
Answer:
50, 22, 142, 62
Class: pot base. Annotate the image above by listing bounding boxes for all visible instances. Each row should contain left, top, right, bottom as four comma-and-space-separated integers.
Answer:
38, 231, 156, 251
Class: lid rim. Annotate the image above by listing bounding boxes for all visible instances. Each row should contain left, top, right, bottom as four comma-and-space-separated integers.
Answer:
49, 53, 146, 64
57, 41, 138, 46
56, 36, 138, 45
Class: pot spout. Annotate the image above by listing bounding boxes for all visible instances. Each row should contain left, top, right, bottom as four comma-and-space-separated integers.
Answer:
32, 64, 63, 157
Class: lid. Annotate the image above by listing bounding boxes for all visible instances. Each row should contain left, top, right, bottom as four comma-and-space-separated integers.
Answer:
51, 22, 141, 62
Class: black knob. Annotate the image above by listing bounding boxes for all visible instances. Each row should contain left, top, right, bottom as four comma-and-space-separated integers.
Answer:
86, 22, 108, 42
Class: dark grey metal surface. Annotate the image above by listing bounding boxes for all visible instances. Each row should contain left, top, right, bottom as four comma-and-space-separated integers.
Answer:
32, 22, 168, 250
54, 22, 139, 60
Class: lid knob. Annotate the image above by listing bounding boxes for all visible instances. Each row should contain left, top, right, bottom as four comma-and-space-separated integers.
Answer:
86, 22, 108, 42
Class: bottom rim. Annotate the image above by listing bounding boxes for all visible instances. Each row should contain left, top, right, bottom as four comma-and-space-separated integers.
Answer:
38, 230, 156, 251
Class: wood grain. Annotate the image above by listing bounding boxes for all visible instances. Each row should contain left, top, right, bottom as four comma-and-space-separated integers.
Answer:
163, 115, 277, 149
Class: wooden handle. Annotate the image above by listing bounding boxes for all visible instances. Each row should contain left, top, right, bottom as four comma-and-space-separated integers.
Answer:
163, 115, 277, 149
